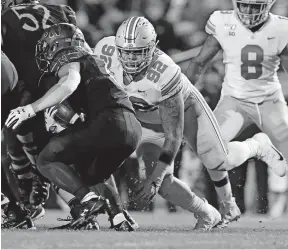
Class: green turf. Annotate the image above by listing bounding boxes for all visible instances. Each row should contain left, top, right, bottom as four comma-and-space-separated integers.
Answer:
2, 210, 288, 249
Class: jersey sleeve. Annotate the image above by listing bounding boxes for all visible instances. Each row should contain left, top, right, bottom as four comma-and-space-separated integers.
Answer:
205, 11, 225, 39
277, 16, 288, 54
93, 36, 117, 69
160, 64, 182, 102
205, 11, 219, 36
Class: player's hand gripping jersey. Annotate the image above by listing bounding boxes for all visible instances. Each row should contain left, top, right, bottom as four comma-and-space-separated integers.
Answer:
1, 3, 76, 93
205, 11, 288, 103
94, 36, 192, 124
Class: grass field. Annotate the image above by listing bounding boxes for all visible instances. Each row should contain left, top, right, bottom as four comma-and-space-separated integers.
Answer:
2, 209, 288, 249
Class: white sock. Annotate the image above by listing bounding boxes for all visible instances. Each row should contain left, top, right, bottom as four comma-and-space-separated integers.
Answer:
57, 188, 75, 204
243, 138, 259, 158
80, 192, 98, 204
159, 175, 208, 214
207, 169, 233, 202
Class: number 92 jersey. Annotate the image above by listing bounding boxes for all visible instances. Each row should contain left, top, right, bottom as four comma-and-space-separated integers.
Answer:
1, 3, 76, 93
94, 36, 191, 124
206, 11, 288, 103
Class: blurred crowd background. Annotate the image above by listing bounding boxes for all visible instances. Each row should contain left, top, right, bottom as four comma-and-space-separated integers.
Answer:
42, 0, 288, 217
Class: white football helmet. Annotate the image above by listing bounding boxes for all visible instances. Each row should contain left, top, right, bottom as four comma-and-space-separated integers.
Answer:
115, 16, 158, 74
232, 0, 276, 28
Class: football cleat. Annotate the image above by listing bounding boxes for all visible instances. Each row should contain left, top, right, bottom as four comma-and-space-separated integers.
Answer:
217, 197, 241, 228
29, 174, 50, 207
194, 199, 221, 231
123, 209, 139, 231
253, 133, 287, 177
29, 205, 45, 221
1, 207, 36, 230
54, 215, 100, 230
110, 213, 134, 232
63, 196, 107, 230
1, 193, 9, 208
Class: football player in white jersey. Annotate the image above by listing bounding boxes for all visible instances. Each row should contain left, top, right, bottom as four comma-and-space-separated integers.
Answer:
94, 16, 287, 226
188, 0, 288, 218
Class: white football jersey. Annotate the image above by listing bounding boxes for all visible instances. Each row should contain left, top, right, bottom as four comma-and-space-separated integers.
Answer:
206, 11, 288, 103
94, 36, 192, 124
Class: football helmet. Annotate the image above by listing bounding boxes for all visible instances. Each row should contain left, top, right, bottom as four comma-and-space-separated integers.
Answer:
1, 0, 39, 10
232, 0, 276, 28
115, 17, 158, 75
36, 23, 86, 73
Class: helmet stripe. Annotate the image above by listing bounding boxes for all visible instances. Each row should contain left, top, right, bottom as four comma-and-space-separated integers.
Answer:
125, 16, 140, 43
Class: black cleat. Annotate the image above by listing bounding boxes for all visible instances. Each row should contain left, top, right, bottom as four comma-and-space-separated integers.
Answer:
29, 175, 50, 207
2, 210, 36, 230
53, 215, 100, 230
54, 196, 107, 230
113, 220, 134, 232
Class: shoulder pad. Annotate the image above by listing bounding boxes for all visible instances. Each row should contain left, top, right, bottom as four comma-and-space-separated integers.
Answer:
50, 47, 90, 74
94, 36, 116, 54
154, 48, 165, 56
276, 15, 288, 21
220, 10, 233, 14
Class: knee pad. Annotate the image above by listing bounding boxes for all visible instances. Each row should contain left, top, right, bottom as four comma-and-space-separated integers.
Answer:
269, 118, 288, 144
196, 123, 228, 170
198, 143, 226, 170
207, 169, 228, 182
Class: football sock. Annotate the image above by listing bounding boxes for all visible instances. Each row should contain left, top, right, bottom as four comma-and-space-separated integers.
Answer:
80, 192, 98, 203
207, 169, 233, 202
17, 132, 40, 166
159, 174, 209, 214
37, 161, 90, 201
3, 128, 33, 179
90, 182, 123, 217
55, 186, 76, 204
8, 151, 33, 179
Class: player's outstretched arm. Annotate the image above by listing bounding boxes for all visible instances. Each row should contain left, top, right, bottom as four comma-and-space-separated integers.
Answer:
151, 91, 184, 185
187, 35, 221, 87
135, 91, 184, 203
5, 62, 81, 130
280, 45, 288, 75
31, 62, 81, 113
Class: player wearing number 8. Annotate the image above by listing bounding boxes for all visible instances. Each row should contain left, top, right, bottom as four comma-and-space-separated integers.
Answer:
189, 0, 288, 220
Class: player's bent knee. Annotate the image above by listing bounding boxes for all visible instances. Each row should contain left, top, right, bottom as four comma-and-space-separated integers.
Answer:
198, 146, 226, 170
36, 141, 63, 170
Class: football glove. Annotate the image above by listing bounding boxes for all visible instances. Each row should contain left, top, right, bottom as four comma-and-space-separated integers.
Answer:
5, 105, 36, 129
44, 106, 66, 134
